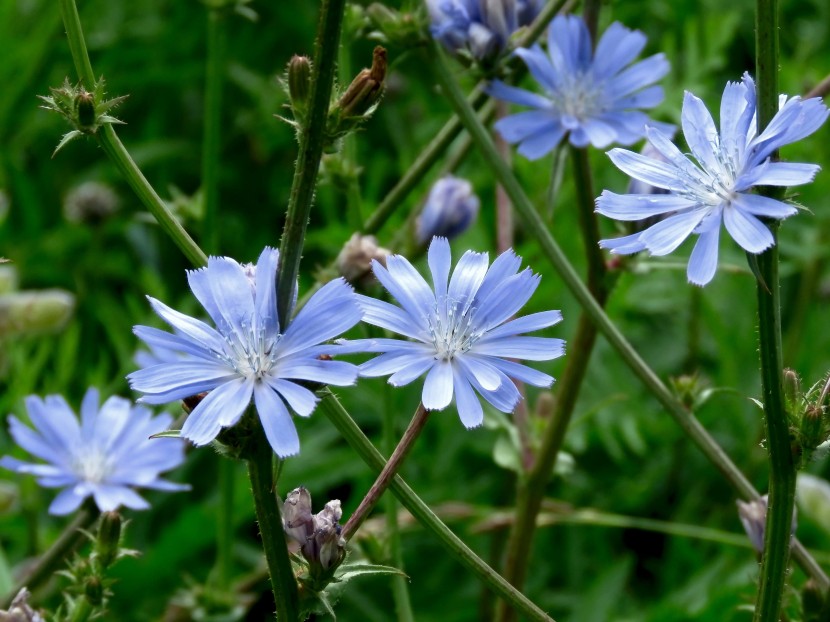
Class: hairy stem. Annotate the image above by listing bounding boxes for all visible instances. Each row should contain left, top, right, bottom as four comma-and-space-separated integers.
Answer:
246, 422, 299, 621
277, 0, 346, 324
57, 0, 207, 267
753, 1, 797, 619
429, 40, 828, 589
318, 392, 556, 622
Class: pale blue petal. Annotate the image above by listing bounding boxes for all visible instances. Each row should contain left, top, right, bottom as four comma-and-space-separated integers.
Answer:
6, 417, 68, 465
422, 360, 454, 410
596, 190, 698, 220
644, 126, 713, 190
133, 325, 216, 361
448, 250, 489, 311
475, 270, 540, 331
147, 297, 226, 353
687, 224, 721, 287
607, 54, 669, 98
428, 236, 452, 301
599, 231, 647, 254
719, 79, 753, 160
181, 377, 253, 445
739, 162, 820, 188
266, 378, 318, 417
254, 383, 300, 458
373, 258, 433, 328
638, 209, 708, 255
93, 485, 149, 512
494, 111, 557, 142
254, 247, 281, 338
359, 351, 419, 376
475, 249, 522, 302
477, 375, 521, 413
514, 45, 558, 92
731, 193, 798, 219
473, 336, 565, 360
455, 354, 501, 391
614, 85, 665, 110
581, 117, 620, 149
606, 148, 687, 192
80, 388, 99, 437
48, 487, 88, 516
187, 256, 254, 339
516, 124, 567, 159
278, 358, 358, 386
485, 357, 555, 387
453, 367, 483, 428
723, 207, 774, 253
487, 80, 552, 109
681, 91, 721, 173
26, 395, 80, 454
482, 310, 563, 340
128, 362, 236, 404
593, 22, 647, 79
356, 295, 425, 340
388, 356, 436, 387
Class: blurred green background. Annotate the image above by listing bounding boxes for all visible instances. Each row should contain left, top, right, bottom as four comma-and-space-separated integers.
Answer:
2, 0, 830, 620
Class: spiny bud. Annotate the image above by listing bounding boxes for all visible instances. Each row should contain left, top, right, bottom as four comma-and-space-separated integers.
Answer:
337, 46, 387, 119
84, 576, 104, 605
96, 511, 123, 568
287, 55, 312, 119
75, 89, 96, 130
0, 290, 75, 338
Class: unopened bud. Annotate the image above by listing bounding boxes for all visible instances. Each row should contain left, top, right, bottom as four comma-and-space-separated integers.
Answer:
0, 290, 75, 337
783, 368, 801, 413
338, 46, 387, 118
84, 576, 104, 605
287, 55, 312, 118
336, 233, 390, 286
416, 176, 479, 244
75, 89, 96, 131
96, 511, 123, 568
800, 405, 824, 463
283, 487, 314, 544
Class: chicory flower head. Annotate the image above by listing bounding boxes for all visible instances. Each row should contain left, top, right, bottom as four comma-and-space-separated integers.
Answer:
489, 15, 670, 158
427, 0, 542, 61
596, 73, 829, 286
344, 237, 564, 428
128, 247, 363, 458
416, 175, 480, 244
0, 388, 188, 515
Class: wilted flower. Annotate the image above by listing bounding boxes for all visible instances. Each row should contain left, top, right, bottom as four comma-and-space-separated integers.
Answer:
427, 0, 543, 61
283, 487, 346, 572
489, 15, 670, 158
0, 589, 44, 622
63, 181, 120, 223
128, 247, 363, 458
342, 237, 564, 427
336, 233, 391, 286
416, 175, 480, 244
737, 494, 797, 554
597, 73, 829, 286
0, 388, 188, 515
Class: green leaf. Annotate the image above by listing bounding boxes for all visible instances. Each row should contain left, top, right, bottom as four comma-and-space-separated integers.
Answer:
149, 429, 182, 439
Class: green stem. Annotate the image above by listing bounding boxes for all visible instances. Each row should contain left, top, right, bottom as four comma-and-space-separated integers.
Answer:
428, 41, 828, 590
318, 392, 556, 622
497, 146, 607, 622
383, 388, 416, 622
246, 422, 299, 622
201, 8, 226, 255
68, 596, 94, 622
57, 0, 207, 267
1, 506, 99, 608
753, 2, 797, 619
343, 403, 430, 539
277, 0, 346, 325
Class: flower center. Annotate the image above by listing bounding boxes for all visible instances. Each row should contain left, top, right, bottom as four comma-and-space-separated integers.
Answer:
551, 72, 605, 120
73, 446, 112, 484
428, 297, 482, 361
222, 319, 282, 380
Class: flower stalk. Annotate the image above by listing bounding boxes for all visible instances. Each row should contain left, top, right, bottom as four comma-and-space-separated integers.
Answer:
318, 392, 556, 622
277, 0, 347, 325
342, 403, 431, 540
752, 0, 798, 619
57, 0, 207, 267
428, 40, 829, 589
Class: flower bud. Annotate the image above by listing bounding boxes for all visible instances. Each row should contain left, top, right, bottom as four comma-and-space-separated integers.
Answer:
75, 89, 96, 132
287, 55, 312, 119
96, 511, 123, 568
0, 588, 44, 622
416, 175, 480, 244
0, 290, 75, 338
802, 578, 825, 621
282, 487, 346, 576
799, 405, 825, 465
783, 368, 801, 413
336, 233, 390, 287
84, 576, 104, 605
283, 486, 314, 544
337, 46, 387, 119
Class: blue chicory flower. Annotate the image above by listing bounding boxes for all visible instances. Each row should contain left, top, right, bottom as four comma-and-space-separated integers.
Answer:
343, 237, 564, 428
427, 0, 542, 61
128, 247, 363, 458
416, 175, 480, 244
489, 15, 670, 158
0, 388, 188, 515
596, 73, 829, 286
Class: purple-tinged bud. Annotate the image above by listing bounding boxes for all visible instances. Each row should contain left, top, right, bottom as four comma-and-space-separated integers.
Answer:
736, 495, 797, 554
283, 487, 314, 544
0, 588, 45, 622
287, 55, 312, 119
336, 233, 390, 286
416, 175, 480, 244
282, 487, 346, 575
96, 511, 123, 568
